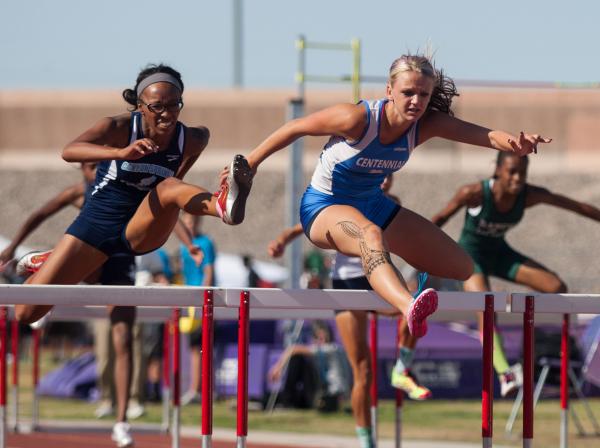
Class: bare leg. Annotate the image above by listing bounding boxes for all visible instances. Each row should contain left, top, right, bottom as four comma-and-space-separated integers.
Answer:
335, 310, 370, 427
310, 206, 415, 313
108, 306, 136, 423
124, 177, 219, 254
397, 319, 417, 350
383, 207, 473, 280
16, 235, 107, 323
513, 260, 567, 293
189, 347, 201, 393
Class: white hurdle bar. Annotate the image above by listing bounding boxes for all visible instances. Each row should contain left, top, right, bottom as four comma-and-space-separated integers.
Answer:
510, 293, 600, 448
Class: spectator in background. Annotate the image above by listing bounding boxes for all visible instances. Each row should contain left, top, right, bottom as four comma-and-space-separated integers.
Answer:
268, 320, 348, 412
178, 213, 215, 405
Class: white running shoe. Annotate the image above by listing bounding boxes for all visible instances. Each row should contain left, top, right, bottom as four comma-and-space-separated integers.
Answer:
406, 288, 438, 337
181, 390, 201, 406
126, 399, 145, 420
216, 154, 253, 225
15, 250, 52, 277
111, 421, 134, 447
29, 311, 52, 330
500, 363, 523, 397
94, 400, 114, 419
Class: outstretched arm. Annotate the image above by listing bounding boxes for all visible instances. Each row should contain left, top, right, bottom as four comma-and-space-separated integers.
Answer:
527, 185, 600, 222
0, 183, 85, 263
246, 103, 367, 171
431, 183, 483, 227
268, 344, 313, 381
267, 223, 304, 258
419, 111, 551, 156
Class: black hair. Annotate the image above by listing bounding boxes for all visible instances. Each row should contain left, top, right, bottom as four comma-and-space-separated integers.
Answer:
122, 63, 184, 110
496, 151, 529, 168
493, 151, 529, 178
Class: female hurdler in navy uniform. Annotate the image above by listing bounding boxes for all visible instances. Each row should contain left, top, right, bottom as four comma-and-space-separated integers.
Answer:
15, 64, 252, 324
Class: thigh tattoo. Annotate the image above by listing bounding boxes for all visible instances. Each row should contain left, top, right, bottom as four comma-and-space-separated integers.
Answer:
337, 221, 392, 278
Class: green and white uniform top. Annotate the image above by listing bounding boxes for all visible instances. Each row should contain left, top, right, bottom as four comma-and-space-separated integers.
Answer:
458, 179, 529, 280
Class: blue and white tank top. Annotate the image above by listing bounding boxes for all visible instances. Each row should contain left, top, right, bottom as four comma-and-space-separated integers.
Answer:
309, 99, 418, 199
85, 112, 185, 218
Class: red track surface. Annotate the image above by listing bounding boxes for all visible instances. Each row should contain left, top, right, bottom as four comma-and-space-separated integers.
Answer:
7, 432, 299, 448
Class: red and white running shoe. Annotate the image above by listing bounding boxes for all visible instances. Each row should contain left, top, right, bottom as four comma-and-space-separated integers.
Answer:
216, 154, 253, 225
15, 250, 52, 277
406, 288, 438, 337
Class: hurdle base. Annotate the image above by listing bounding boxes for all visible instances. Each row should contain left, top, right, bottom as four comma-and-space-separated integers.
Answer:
236, 435, 247, 448
202, 435, 212, 448
523, 438, 533, 448
482, 436, 492, 448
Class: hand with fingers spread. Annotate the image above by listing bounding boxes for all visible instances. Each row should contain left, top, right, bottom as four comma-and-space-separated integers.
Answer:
117, 138, 159, 160
507, 132, 552, 156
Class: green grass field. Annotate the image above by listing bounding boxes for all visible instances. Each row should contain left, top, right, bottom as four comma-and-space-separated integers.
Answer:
9, 349, 600, 447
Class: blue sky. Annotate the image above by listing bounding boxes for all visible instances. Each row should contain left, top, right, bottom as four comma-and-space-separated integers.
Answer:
2, 0, 598, 89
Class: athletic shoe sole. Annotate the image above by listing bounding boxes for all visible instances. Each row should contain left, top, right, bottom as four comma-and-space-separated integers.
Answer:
216, 154, 253, 225
15, 250, 52, 277
406, 288, 438, 337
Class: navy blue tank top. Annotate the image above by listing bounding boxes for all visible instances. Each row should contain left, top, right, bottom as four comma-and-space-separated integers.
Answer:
84, 112, 185, 222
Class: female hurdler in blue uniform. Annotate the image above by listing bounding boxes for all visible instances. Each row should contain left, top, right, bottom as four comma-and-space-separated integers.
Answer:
242, 54, 550, 338
15, 64, 253, 326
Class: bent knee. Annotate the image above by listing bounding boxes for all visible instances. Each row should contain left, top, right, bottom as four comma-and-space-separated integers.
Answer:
549, 277, 568, 294
361, 223, 384, 247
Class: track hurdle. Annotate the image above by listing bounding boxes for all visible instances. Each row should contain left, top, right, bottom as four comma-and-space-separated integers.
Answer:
223, 288, 507, 448
510, 293, 600, 448
0, 285, 229, 448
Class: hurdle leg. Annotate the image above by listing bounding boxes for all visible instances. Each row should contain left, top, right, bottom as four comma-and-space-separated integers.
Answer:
237, 291, 250, 448
201, 290, 214, 448
369, 313, 378, 443
161, 318, 171, 433
522, 295, 535, 448
568, 367, 600, 434
0, 307, 8, 448
395, 318, 403, 448
482, 294, 494, 448
560, 314, 569, 448
31, 328, 40, 431
171, 309, 181, 448
10, 320, 18, 433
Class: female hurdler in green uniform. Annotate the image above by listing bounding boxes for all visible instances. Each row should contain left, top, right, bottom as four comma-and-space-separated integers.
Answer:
432, 151, 600, 396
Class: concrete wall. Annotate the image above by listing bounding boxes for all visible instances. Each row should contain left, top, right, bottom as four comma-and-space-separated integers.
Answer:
1, 87, 600, 153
